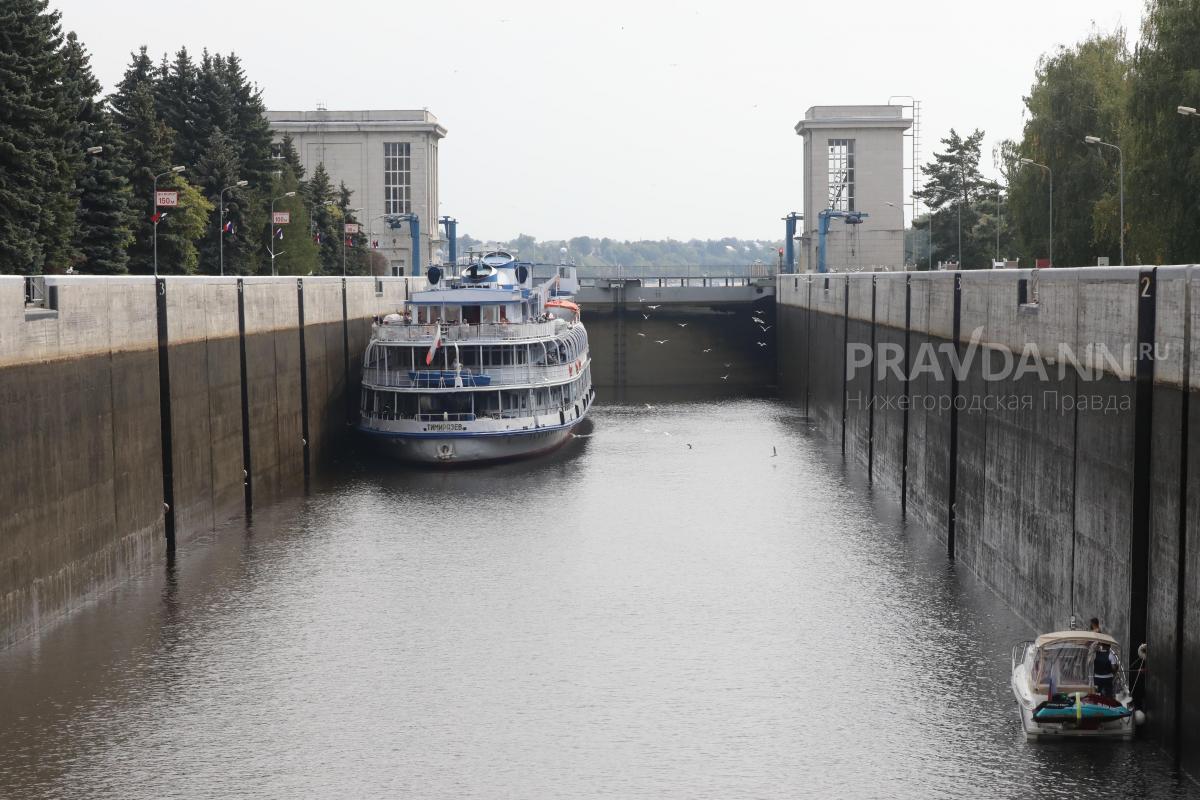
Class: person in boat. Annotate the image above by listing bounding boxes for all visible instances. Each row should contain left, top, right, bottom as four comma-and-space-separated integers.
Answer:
1089, 617, 1102, 633
1094, 642, 1118, 697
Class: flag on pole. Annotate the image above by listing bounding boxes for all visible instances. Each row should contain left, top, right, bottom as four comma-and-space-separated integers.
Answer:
223, 221, 234, 234
313, 232, 322, 244
425, 325, 442, 366
275, 227, 284, 240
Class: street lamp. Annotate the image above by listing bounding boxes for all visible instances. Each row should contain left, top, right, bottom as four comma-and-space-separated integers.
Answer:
1178, 106, 1198, 117
885, 201, 908, 269
152, 165, 186, 276
995, 188, 1003, 263
1019, 158, 1053, 267
85, 146, 103, 155
1084, 136, 1124, 267
342, 208, 362, 276
269, 191, 296, 276
219, 180, 249, 276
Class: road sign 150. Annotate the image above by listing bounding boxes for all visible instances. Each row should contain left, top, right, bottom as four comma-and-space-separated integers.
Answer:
344, 223, 360, 234
155, 190, 179, 207
272, 211, 291, 225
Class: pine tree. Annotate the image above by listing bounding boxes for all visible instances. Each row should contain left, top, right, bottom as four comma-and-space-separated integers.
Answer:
0, 0, 65, 273
306, 162, 341, 274
110, 59, 178, 273
155, 47, 203, 168
337, 181, 370, 275
278, 133, 305, 181
64, 32, 133, 273
223, 53, 274, 192
915, 129, 1000, 269
194, 127, 245, 274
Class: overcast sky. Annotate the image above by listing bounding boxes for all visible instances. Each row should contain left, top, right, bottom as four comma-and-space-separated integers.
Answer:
52, 0, 1146, 241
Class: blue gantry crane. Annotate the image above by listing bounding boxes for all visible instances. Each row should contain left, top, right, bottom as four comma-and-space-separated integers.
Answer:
782, 212, 803, 273
816, 208, 868, 273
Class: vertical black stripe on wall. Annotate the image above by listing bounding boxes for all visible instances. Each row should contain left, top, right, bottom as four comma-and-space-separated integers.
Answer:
1175, 267, 1192, 755
155, 278, 176, 551
947, 272, 962, 559
342, 278, 352, 425
901, 275, 912, 513
1130, 268, 1157, 670
841, 276, 850, 454
296, 278, 311, 481
236, 279, 252, 513
804, 276, 813, 418
867, 276, 878, 479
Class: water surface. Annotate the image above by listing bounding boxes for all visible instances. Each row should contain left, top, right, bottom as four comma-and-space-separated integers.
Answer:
1, 399, 1196, 798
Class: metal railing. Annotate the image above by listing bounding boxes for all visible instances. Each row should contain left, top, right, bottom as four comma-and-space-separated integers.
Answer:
363, 361, 582, 389
372, 321, 559, 343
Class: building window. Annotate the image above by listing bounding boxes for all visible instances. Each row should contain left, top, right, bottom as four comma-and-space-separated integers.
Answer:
384, 142, 411, 214
827, 139, 855, 211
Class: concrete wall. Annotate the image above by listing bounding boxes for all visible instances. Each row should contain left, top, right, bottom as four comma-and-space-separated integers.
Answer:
777, 266, 1200, 773
0, 275, 418, 648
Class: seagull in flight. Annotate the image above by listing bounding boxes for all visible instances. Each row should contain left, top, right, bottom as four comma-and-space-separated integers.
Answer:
757, 341, 767, 347
677, 322, 688, 328
752, 316, 765, 324
724, 362, 732, 368
644, 403, 655, 409
647, 304, 661, 310
655, 339, 669, 345
758, 324, 773, 332
637, 332, 646, 337
643, 313, 650, 320
702, 348, 712, 353
720, 374, 729, 380
686, 443, 693, 449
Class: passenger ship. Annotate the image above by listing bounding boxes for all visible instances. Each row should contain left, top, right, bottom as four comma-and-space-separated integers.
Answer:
357, 251, 595, 464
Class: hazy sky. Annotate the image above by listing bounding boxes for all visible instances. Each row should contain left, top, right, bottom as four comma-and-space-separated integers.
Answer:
52, 0, 1147, 241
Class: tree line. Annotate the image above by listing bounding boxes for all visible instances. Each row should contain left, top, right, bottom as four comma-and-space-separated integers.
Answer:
0, 0, 374, 276
456, 233, 785, 267
914, 0, 1200, 269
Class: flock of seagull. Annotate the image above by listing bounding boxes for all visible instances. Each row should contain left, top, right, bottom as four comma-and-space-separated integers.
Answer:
633, 296, 773, 380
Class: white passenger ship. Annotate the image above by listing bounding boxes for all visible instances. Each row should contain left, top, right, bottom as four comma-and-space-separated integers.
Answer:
358, 251, 595, 464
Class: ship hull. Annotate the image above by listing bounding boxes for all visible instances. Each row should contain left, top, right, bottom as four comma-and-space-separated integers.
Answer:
361, 417, 585, 465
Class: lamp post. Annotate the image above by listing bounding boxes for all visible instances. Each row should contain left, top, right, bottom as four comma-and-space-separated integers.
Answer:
85, 146, 103, 155
152, 165, 185, 276
1179, 106, 1199, 118
269, 191, 296, 276
1084, 136, 1124, 267
219, 180, 248, 277
996, 188, 1003, 263
1019, 158, 1053, 267
343, 208, 362, 276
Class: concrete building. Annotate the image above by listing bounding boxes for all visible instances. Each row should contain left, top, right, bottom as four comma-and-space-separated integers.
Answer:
266, 109, 447, 276
795, 105, 911, 272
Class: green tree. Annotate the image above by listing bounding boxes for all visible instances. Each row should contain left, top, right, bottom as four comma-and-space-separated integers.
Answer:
193, 127, 247, 274
915, 129, 1000, 269
0, 0, 65, 273
110, 56, 178, 273
1003, 31, 1129, 268
155, 47, 202, 168
65, 32, 133, 273
267, 165, 318, 276
305, 162, 342, 274
337, 180, 369, 275
1126, 0, 1200, 263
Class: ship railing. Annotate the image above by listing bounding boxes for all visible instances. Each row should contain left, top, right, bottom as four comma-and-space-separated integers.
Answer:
363, 361, 581, 389
373, 321, 558, 343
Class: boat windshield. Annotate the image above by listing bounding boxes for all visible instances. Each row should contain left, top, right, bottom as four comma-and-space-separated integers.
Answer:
1029, 641, 1123, 694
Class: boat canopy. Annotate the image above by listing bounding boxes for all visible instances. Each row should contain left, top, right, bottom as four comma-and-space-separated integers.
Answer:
1034, 631, 1119, 649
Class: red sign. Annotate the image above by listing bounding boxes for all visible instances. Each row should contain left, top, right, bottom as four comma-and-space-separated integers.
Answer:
272, 211, 291, 225
155, 190, 178, 207
344, 223, 360, 234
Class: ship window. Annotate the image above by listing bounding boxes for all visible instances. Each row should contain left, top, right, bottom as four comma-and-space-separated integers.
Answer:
481, 306, 498, 324
384, 142, 411, 215
462, 305, 481, 325
444, 305, 461, 325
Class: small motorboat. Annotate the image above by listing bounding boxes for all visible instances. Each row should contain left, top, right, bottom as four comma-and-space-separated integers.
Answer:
1010, 630, 1139, 739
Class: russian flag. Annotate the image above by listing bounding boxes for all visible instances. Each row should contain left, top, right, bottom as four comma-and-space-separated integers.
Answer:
223, 220, 234, 234
425, 324, 442, 366
275, 227, 284, 240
